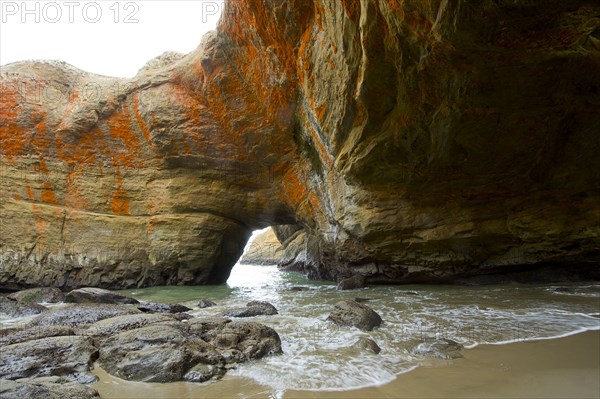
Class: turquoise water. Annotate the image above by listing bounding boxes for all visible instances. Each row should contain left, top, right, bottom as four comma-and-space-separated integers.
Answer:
116, 264, 600, 391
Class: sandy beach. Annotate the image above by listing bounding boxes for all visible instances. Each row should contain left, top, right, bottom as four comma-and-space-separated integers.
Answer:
94, 330, 600, 399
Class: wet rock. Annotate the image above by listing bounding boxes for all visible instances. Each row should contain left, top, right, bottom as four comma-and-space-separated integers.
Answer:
337, 275, 366, 291
351, 337, 381, 354
183, 363, 226, 383
0, 336, 98, 384
98, 317, 282, 383
0, 379, 100, 399
223, 301, 278, 318
213, 320, 283, 360
327, 300, 382, 331
198, 299, 217, 308
99, 324, 206, 382
65, 288, 139, 305
7, 287, 65, 304
186, 317, 232, 341
0, 296, 47, 317
28, 304, 140, 328
137, 301, 191, 314
0, 325, 74, 346
81, 313, 178, 337
413, 338, 464, 360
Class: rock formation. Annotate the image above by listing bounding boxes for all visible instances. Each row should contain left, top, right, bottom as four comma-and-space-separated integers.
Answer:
240, 228, 284, 265
1, 0, 599, 289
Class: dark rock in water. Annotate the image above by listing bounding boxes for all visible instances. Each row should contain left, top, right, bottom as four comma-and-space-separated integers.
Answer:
7, 287, 65, 304
400, 291, 419, 296
65, 287, 139, 305
0, 325, 74, 347
98, 318, 282, 383
213, 320, 283, 360
137, 301, 191, 314
28, 304, 139, 328
352, 337, 381, 354
0, 296, 47, 317
327, 300, 382, 331
223, 301, 278, 318
0, 336, 98, 384
197, 299, 217, 308
337, 275, 366, 291
0, 379, 100, 399
353, 297, 372, 303
412, 338, 463, 360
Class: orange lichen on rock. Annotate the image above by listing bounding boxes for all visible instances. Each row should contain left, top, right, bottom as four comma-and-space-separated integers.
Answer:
41, 182, 59, 205
0, 83, 25, 159
107, 104, 144, 169
110, 171, 130, 216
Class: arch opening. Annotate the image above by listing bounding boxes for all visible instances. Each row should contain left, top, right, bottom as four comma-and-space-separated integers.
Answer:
226, 226, 284, 285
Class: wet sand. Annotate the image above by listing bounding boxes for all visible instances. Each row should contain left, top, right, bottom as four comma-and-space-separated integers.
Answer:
94, 330, 600, 399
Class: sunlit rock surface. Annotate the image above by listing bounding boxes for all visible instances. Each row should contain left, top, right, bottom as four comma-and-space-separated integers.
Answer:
1, 0, 599, 288
240, 228, 283, 265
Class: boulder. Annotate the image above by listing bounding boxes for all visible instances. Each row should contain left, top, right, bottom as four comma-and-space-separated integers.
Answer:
0, 336, 98, 384
0, 325, 74, 346
223, 301, 278, 318
211, 320, 283, 361
28, 304, 140, 328
327, 300, 382, 331
0, 379, 99, 399
412, 338, 464, 360
99, 324, 217, 383
197, 299, 217, 308
65, 288, 139, 305
337, 275, 366, 291
351, 337, 381, 354
7, 287, 65, 304
98, 318, 282, 383
0, 296, 47, 317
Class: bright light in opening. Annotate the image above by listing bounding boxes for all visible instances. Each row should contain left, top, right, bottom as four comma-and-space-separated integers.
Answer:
0, 1, 224, 77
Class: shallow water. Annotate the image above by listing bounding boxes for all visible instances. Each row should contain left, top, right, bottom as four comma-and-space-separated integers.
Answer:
113, 264, 600, 392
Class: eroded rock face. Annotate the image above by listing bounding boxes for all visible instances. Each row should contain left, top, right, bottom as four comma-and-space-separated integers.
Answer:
0, 379, 100, 399
1, 0, 599, 288
0, 336, 98, 384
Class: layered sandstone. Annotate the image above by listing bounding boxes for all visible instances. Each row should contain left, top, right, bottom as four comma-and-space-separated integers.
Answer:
1, 0, 599, 289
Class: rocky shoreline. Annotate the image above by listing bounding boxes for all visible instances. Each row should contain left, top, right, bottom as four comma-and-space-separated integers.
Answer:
0, 285, 387, 399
